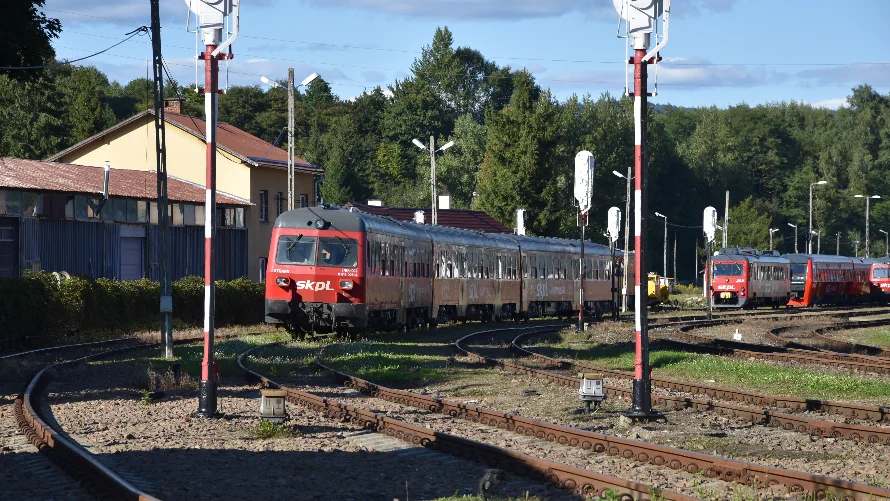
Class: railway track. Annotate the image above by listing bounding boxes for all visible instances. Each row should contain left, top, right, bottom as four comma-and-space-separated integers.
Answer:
449, 329, 890, 499
659, 319, 890, 374
5, 340, 160, 501
508, 331, 890, 445
239, 338, 697, 501
258, 325, 890, 500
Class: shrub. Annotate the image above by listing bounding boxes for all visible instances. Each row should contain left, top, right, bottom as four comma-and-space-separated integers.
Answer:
0, 272, 263, 351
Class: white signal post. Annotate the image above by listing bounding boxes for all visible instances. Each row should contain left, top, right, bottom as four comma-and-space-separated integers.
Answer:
186, 0, 240, 418
703, 207, 717, 321
614, 0, 669, 421
574, 151, 595, 331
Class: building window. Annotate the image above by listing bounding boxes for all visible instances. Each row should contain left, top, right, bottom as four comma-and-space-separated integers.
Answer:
276, 192, 284, 216
259, 257, 267, 282
300, 194, 308, 208
259, 190, 269, 222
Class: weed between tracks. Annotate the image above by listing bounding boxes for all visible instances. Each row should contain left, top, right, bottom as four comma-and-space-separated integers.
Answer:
250, 420, 299, 439
532, 327, 890, 404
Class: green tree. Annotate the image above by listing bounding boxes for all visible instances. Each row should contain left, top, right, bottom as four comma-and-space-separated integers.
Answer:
0, 0, 61, 81
436, 114, 487, 209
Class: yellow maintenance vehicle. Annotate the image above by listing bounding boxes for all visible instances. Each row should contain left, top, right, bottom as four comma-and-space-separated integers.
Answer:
647, 273, 671, 306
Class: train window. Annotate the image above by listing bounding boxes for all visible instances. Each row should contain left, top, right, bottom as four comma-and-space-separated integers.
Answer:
275, 236, 317, 266
318, 238, 359, 268
713, 263, 743, 276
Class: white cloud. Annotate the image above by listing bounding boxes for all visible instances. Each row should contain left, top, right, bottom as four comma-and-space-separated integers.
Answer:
805, 98, 849, 110
796, 63, 890, 87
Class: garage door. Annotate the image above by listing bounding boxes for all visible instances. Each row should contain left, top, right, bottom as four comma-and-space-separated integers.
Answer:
0, 223, 15, 278
120, 237, 143, 280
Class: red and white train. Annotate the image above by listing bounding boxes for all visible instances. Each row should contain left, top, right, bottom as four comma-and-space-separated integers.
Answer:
710, 248, 876, 308
264, 205, 633, 335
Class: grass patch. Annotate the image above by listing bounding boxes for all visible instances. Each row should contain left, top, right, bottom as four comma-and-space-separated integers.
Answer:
322, 340, 469, 387
250, 420, 298, 439
859, 329, 890, 349
535, 330, 890, 403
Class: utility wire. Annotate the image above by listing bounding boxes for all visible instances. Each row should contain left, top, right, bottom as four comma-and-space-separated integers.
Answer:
0, 27, 148, 70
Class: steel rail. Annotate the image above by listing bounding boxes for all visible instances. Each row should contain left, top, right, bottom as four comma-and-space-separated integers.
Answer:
238, 340, 693, 501
15, 344, 161, 501
512, 331, 890, 424
1, 338, 135, 360
312, 328, 890, 500
665, 323, 890, 373
504, 334, 890, 445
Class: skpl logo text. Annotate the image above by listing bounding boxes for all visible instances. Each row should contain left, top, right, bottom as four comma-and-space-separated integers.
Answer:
294, 280, 334, 291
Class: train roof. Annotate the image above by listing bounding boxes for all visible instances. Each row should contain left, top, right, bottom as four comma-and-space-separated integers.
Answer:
713, 254, 789, 264
782, 253, 857, 264
275, 205, 616, 255
505, 234, 613, 256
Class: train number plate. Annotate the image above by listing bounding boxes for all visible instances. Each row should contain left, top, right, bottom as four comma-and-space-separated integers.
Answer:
720, 292, 731, 299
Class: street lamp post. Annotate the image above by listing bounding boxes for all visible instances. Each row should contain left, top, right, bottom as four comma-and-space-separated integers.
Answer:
880, 230, 889, 258
809, 181, 828, 254
260, 71, 321, 210
854, 194, 882, 258
787, 223, 798, 253
655, 212, 667, 277
854, 240, 861, 258
811, 230, 821, 254
613, 169, 632, 312
412, 137, 454, 225
769, 228, 779, 251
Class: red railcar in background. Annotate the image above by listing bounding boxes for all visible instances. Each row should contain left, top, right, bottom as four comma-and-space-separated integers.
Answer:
786, 254, 871, 306
710, 248, 791, 309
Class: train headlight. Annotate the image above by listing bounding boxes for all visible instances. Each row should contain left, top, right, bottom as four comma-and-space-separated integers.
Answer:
276, 277, 290, 287
340, 280, 354, 290
315, 219, 327, 229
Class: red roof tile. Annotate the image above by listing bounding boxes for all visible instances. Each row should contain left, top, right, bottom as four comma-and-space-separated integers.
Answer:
346, 203, 512, 233
162, 113, 318, 171
0, 157, 250, 206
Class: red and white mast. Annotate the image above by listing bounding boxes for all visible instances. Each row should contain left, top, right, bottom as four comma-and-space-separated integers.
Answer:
614, 0, 670, 421
186, 0, 240, 418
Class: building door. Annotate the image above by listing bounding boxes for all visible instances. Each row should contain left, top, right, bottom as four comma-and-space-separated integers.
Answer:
0, 219, 16, 278
120, 237, 143, 280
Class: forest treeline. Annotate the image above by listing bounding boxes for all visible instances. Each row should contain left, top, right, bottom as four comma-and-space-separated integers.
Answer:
2, 25, 889, 281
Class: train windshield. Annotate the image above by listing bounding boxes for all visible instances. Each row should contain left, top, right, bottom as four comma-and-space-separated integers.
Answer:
318, 238, 359, 268
791, 264, 808, 281
276, 235, 317, 266
874, 267, 890, 279
713, 263, 743, 276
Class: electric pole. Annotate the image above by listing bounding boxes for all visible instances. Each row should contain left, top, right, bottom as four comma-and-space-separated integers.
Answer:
150, 0, 173, 359
287, 68, 295, 210
837, 233, 840, 255
723, 191, 729, 248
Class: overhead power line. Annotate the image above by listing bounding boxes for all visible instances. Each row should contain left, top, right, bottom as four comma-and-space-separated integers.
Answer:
0, 27, 148, 70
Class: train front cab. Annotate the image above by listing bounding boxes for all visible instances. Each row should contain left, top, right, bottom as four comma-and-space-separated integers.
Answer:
265, 207, 367, 334
711, 259, 749, 308
870, 260, 890, 303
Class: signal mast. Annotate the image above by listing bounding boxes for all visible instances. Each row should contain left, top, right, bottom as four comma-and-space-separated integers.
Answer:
185, 0, 240, 418
613, 0, 670, 421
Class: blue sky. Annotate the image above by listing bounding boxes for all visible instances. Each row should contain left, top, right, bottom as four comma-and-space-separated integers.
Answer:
44, 0, 889, 109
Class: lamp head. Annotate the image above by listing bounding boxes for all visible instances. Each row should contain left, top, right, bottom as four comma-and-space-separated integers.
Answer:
411, 139, 426, 151
612, 170, 625, 179
816, 180, 828, 185
855, 194, 865, 199
438, 140, 455, 152
654, 211, 665, 218
301, 72, 321, 87
873, 195, 882, 199
787, 223, 796, 228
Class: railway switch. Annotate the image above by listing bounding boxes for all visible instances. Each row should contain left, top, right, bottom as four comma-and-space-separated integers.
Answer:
578, 373, 606, 413
259, 389, 288, 423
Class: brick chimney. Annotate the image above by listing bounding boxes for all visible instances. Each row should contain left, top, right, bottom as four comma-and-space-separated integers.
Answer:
163, 98, 183, 115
